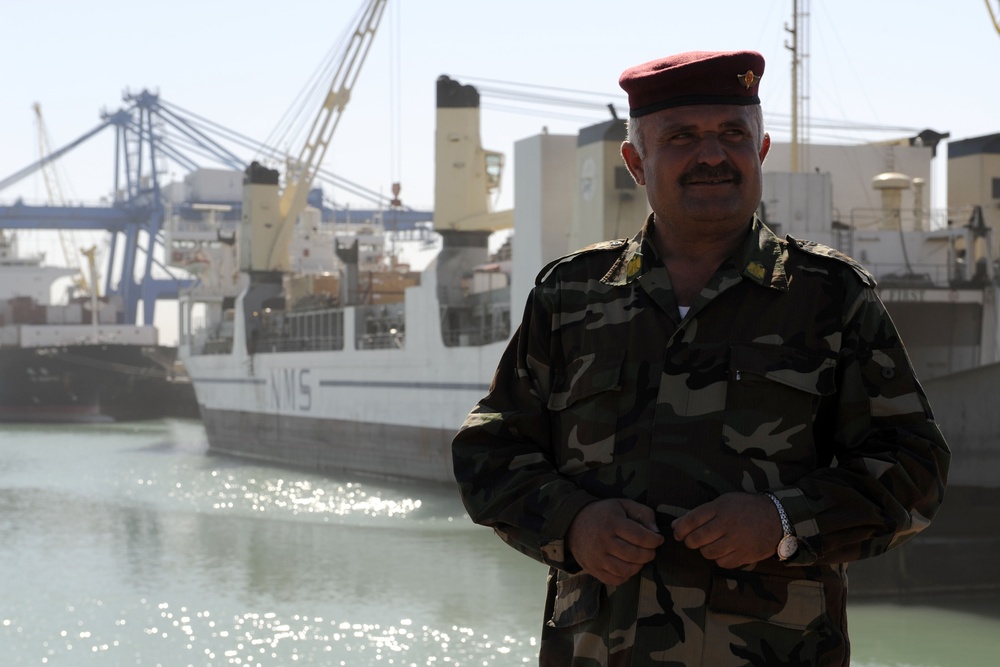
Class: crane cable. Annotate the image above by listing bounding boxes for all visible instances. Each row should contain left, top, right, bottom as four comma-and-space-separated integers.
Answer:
988, 0, 1000, 36
454, 75, 922, 138
389, 0, 403, 206
33, 103, 95, 296
255, 3, 366, 168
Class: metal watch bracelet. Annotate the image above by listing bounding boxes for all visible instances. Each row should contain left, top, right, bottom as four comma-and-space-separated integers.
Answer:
763, 491, 798, 560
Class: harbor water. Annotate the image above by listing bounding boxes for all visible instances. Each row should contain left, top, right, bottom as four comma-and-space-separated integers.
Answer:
1, 420, 996, 666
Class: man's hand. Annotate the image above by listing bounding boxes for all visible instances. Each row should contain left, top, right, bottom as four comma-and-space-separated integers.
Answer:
566, 498, 664, 586
670, 492, 782, 568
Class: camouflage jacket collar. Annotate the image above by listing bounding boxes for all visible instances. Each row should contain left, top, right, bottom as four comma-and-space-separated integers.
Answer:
601, 214, 790, 293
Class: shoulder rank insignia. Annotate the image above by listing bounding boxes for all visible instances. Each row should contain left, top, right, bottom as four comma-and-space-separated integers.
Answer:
626, 253, 643, 280
745, 261, 767, 281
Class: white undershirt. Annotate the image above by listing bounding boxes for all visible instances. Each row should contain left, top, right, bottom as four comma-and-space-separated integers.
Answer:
678, 306, 691, 318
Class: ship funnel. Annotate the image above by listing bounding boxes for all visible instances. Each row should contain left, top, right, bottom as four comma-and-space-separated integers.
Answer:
433, 76, 512, 232
433, 76, 512, 329
872, 172, 911, 230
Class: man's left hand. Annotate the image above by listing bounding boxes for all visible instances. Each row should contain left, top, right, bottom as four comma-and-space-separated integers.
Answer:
670, 492, 782, 568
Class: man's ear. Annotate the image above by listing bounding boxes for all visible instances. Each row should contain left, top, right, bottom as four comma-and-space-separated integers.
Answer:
621, 142, 645, 186
759, 133, 771, 163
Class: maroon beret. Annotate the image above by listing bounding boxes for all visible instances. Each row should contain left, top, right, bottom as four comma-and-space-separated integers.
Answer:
619, 50, 765, 117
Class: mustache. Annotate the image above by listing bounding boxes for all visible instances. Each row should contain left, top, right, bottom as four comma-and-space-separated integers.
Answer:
680, 163, 742, 185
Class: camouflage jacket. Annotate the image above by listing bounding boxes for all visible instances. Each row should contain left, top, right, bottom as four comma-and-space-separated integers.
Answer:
452, 217, 950, 667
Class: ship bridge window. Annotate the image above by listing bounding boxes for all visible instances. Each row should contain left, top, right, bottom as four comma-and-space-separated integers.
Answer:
485, 152, 504, 192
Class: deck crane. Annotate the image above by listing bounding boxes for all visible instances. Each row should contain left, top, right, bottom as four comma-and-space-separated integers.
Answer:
236, 0, 388, 353
240, 0, 388, 276
33, 103, 93, 295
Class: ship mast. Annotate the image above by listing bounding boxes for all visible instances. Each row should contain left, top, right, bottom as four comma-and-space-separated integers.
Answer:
784, 0, 810, 172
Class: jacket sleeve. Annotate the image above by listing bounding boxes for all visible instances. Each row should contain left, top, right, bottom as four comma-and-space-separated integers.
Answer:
452, 287, 598, 570
777, 284, 951, 565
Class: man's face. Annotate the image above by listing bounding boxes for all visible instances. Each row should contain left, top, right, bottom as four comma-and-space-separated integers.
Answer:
623, 104, 769, 231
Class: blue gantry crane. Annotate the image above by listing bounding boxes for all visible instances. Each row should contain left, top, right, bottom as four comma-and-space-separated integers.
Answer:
0, 91, 222, 327
0, 88, 431, 329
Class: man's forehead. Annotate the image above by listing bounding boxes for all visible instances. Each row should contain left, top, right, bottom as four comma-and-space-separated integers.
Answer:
650, 104, 754, 128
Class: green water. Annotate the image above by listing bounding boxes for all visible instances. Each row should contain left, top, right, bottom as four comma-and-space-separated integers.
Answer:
0, 421, 995, 665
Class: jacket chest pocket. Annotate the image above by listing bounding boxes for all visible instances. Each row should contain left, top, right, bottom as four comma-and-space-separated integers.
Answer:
723, 343, 837, 466
547, 351, 626, 475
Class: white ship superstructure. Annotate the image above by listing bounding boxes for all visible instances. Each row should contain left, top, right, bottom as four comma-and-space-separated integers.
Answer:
174, 75, 517, 482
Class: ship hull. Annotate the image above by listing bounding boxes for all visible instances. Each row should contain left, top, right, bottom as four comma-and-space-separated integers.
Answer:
845, 485, 1000, 598
201, 406, 457, 483
0, 344, 200, 423
185, 335, 501, 483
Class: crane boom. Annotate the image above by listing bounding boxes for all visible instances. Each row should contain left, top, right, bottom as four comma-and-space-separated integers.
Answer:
33, 103, 93, 294
33, 103, 66, 205
281, 0, 387, 223
241, 0, 388, 274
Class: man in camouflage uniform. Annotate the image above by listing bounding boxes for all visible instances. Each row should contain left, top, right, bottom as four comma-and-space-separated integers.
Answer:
452, 50, 950, 666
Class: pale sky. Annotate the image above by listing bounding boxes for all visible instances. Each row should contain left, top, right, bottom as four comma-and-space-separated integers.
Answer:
3, 0, 997, 213
2, 0, 998, 343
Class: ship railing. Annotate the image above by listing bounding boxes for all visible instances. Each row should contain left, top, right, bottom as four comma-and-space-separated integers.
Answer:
257, 333, 346, 353
245, 329, 397, 352
357, 331, 405, 350
256, 307, 347, 354
197, 337, 234, 355
440, 321, 511, 347
355, 304, 406, 350
187, 319, 235, 356
439, 289, 511, 347
866, 262, 954, 289
849, 206, 978, 233
187, 327, 234, 355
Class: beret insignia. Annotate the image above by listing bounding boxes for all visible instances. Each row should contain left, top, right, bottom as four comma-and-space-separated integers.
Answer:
737, 70, 760, 89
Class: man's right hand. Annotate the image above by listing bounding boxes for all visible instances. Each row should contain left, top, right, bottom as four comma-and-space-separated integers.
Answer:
566, 498, 665, 586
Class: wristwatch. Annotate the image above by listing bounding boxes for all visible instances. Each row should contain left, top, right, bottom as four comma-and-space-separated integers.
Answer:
763, 492, 798, 561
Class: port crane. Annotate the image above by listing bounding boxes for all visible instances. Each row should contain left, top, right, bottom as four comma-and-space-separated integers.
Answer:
241, 0, 388, 276
0, 0, 409, 331
0, 93, 200, 327
33, 102, 94, 296
234, 0, 389, 354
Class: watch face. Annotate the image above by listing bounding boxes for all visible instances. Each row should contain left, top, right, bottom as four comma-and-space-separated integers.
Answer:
778, 535, 798, 560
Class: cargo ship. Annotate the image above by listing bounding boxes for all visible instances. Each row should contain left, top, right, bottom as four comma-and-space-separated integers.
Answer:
171, 75, 509, 481
0, 230, 199, 422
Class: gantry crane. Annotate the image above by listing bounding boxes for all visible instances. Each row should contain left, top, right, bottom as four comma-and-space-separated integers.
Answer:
1, 95, 195, 327
1, 0, 396, 332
